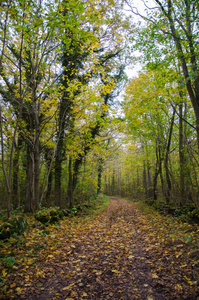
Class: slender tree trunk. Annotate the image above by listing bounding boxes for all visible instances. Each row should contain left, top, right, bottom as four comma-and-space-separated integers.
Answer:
33, 122, 40, 211
159, 155, 165, 199
24, 145, 33, 213
97, 158, 103, 195
67, 156, 73, 209
33, 141, 40, 211
12, 135, 23, 209
54, 119, 65, 207
147, 160, 153, 199
164, 106, 176, 204
46, 168, 53, 201
143, 161, 148, 199
108, 170, 111, 195
159, 0, 199, 149
104, 174, 108, 195
153, 141, 163, 202
153, 162, 159, 202
112, 169, 115, 195
179, 102, 186, 206
137, 166, 140, 189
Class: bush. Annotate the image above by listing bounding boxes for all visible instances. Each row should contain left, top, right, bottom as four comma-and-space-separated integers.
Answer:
0, 255, 16, 268
188, 208, 199, 224
35, 207, 65, 225
62, 209, 70, 216
166, 207, 199, 224
0, 216, 29, 240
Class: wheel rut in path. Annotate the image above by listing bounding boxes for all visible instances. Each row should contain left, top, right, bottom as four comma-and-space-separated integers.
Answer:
12, 197, 198, 299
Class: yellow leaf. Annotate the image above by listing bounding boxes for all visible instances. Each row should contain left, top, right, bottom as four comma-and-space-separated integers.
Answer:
48, 254, 54, 258
174, 284, 182, 291
111, 269, 120, 275
65, 274, 73, 278
36, 270, 45, 278
27, 258, 34, 265
184, 276, 194, 285
16, 287, 22, 294
2, 269, 7, 277
62, 283, 75, 290
181, 264, 187, 268
152, 273, 158, 279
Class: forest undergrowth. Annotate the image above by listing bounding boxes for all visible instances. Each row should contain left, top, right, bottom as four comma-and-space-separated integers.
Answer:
0, 196, 199, 299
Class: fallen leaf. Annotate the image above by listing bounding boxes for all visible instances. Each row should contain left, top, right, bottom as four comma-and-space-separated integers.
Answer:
152, 272, 158, 279
111, 269, 120, 275
2, 269, 7, 277
184, 276, 194, 285
62, 283, 75, 290
16, 287, 22, 294
174, 284, 182, 291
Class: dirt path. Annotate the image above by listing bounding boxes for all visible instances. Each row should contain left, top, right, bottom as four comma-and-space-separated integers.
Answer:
5, 197, 199, 299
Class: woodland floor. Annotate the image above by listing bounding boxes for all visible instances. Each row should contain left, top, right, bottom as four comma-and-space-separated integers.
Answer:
1, 197, 199, 299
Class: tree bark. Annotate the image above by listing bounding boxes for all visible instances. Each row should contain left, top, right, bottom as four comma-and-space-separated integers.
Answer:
33, 126, 40, 211
12, 135, 23, 209
179, 102, 186, 206
67, 156, 73, 209
164, 106, 176, 204
112, 169, 115, 195
143, 161, 148, 199
24, 145, 33, 213
97, 158, 103, 195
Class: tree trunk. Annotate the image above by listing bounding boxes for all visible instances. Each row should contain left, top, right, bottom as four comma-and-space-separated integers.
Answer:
67, 156, 73, 209
104, 174, 108, 195
46, 168, 53, 201
179, 102, 186, 206
156, 0, 199, 149
147, 160, 153, 199
153, 141, 163, 202
12, 135, 23, 209
24, 145, 33, 213
153, 162, 160, 202
112, 169, 115, 195
54, 112, 66, 207
33, 123, 40, 211
143, 161, 148, 199
164, 106, 176, 204
97, 158, 103, 195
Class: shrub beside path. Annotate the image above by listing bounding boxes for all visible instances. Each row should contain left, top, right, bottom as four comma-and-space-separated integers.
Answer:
2, 197, 199, 299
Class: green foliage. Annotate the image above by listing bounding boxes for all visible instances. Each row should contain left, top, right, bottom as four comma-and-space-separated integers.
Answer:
91, 194, 110, 213
0, 216, 29, 240
34, 200, 108, 227
0, 255, 16, 268
39, 229, 50, 235
174, 208, 199, 224
35, 207, 64, 225
136, 199, 199, 225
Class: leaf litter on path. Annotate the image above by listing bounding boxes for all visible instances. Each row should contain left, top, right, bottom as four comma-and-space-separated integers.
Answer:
1, 197, 199, 299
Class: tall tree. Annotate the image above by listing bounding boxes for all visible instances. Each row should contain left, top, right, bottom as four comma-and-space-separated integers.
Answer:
126, 0, 199, 148
54, 0, 130, 207
0, 0, 60, 212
